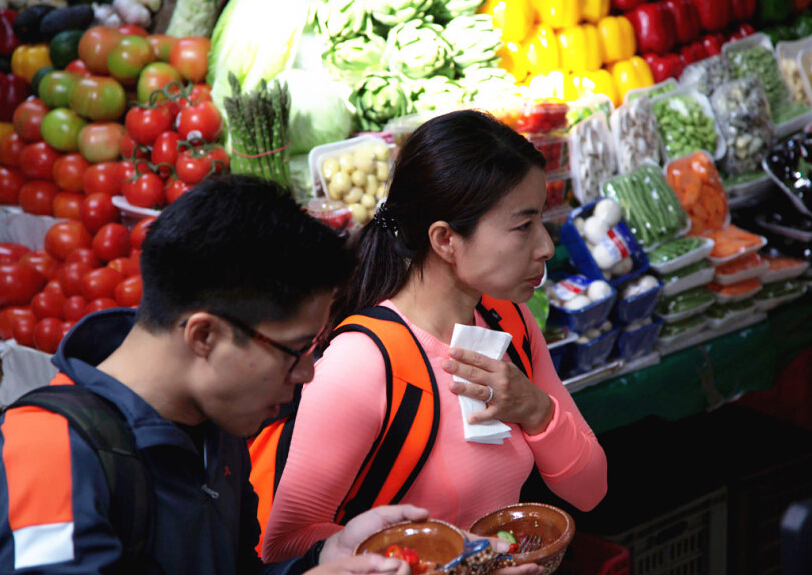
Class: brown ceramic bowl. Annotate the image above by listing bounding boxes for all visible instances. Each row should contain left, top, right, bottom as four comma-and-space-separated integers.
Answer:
354, 519, 466, 574
469, 503, 575, 574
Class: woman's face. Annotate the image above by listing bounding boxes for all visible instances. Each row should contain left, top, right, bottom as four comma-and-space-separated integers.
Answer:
453, 166, 554, 303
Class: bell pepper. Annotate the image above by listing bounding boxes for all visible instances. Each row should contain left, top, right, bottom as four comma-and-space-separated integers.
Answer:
643, 52, 685, 83
10, 43, 51, 84
757, 0, 793, 23
532, 0, 581, 29
795, 0, 812, 13
597, 15, 636, 65
0, 10, 19, 57
679, 40, 708, 65
608, 55, 654, 102
625, 1, 677, 56
729, 0, 757, 21
729, 22, 756, 41
478, 0, 534, 44
0, 73, 29, 122
701, 32, 726, 56
497, 41, 531, 84
580, 68, 620, 106
663, 0, 700, 45
523, 23, 561, 75
581, 0, 610, 24
689, 0, 730, 31
611, 0, 646, 10
556, 23, 602, 73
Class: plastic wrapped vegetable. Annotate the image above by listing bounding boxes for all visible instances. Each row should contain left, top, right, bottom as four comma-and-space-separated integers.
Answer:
367, 0, 434, 27
384, 20, 455, 80
610, 96, 663, 173
315, 0, 371, 43
350, 70, 414, 131
323, 33, 387, 83
678, 54, 725, 97
650, 89, 720, 162
441, 14, 501, 71
665, 151, 728, 235
723, 35, 790, 113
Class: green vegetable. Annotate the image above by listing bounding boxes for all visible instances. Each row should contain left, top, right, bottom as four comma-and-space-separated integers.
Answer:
430, 0, 486, 23
383, 20, 455, 80
315, 0, 371, 43
651, 92, 719, 161
410, 75, 468, 113
660, 313, 707, 337
658, 259, 711, 284
441, 14, 501, 71
647, 236, 705, 265
755, 279, 805, 299
367, 0, 434, 27
166, 0, 219, 38
323, 33, 387, 83
656, 286, 714, 316
495, 531, 516, 544
350, 70, 413, 131
526, 288, 549, 332
49, 29, 83, 70
724, 43, 789, 114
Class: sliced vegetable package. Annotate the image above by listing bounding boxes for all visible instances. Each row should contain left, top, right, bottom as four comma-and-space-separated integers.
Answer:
710, 76, 776, 176
722, 33, 790, 114
665, 150, 728, 235
703, 224, 768, 264
624, 78, 677, 104
655, 285, 715, 322
678, 54, 725, 97
650, 88, 724, 163
609, 96, 663, 173
569, 111, 617, 204
775, 36, 812, 105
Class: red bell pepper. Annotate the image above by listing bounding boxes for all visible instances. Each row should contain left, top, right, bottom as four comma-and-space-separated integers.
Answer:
611, 0, 647, 10
729, 0, 756, 21
0, 73, 29, 122
795, 0, 812, 13
663, 0, 700, 44
644, 52, 685, 83
701, 32, 726, 56
679, 40, 707, 65
728, 22, 756, 41
689, 0, 730, 32
0, 10, 19, 57
625, 1, 677, 55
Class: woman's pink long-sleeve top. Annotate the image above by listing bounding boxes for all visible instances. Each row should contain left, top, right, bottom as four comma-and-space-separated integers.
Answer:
262, 300, 607, 562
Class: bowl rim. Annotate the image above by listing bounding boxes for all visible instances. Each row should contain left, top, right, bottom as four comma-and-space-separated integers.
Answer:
352, 518, 468, 557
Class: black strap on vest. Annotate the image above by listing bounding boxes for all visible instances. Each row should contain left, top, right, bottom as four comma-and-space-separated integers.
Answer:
476, 300, 532, 379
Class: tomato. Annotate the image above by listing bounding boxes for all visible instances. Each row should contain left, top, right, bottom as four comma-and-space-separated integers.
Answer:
63, 294, 87, 321
52, 191, 85, 220
176, 101, 223, 142
122, 171, 165, 209
107, 255, 137, 276
38, 70, 80, 109
92, 222, 130, 262
114, 274, 142, 306
40, 107, 87, 152
136, 61, 182, 104
65, 246, 101, 267
19, 249, 59, 280
69, 76, 127, 121
19, 141, 60, 180
0, 263, 47, 306
401, 547, 419, 567
78, 26, 124, 75
151, 130, 180, 175
168, 37, 210, 83
0, 306, 34, 340
117, 24, 149, 37
12, 97, 48, 142
60, 320, 76, 338
77, 121, 126, 163
146, 34, 178, 62
0, 131, 25, 167
119, 133, 149, 161
164, 177, 190, 204
81, 266, 124, 300
64, 58, 92, 77
129, 216, 156, 250
31, 290, 66, 320
108, 35, 156, 86
18, 180, 58, 215
52, 152, 90, 193
58, 260, 94, 296
43, 279, 64, 295
83, 161, 122, 196
206, 145, 230, 172
384, 545, 403, 559
11, 310, 36, 347
125, 104, 173, 146
84, 296, 118, 314
175, 146, 226, 185
0, 242, 30, 264
0, 166, 25, 204
34, 316, 64, 353
117, 159, 140, 183
45, 220, 93, 261
79, 192, 118, 233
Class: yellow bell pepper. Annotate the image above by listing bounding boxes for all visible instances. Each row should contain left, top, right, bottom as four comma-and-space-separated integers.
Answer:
11, 44, 52, 84
0, 122, 13, 141
497, 41, 531, 84
608, 56, 654, 103
597, 15, 636, 65
478, 0, 534, 44
556, 23, 602, 74
581, 0, 610, 24
580, 68, 620, 107
522, 23, 560, 76
532, 0, 581, 30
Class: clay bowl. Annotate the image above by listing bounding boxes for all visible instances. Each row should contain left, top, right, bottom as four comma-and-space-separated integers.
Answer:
354, 519, 466, 575
469, 503, 575, 574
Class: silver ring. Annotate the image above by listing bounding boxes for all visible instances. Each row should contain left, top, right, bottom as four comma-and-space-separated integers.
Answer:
485, 386, 494, 403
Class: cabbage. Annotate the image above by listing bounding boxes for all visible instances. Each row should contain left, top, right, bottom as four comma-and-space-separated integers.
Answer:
279, 68, 354, 156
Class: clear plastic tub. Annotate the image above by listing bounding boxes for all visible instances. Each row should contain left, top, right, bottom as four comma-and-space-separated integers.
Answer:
647, 236, 715, 275
776, 36, 812, 104
649, 87, 726, 164
624, 78, 677, 104
614, 316, 663, 361
609, 96, 664, 174
679, 54, 725, 97
526, 134, 570, 176
569, 111, 617, 204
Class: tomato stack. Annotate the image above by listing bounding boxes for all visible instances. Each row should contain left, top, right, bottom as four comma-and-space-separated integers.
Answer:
0, 23, 227, 355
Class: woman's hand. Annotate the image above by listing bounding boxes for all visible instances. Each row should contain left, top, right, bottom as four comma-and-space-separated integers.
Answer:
307, 554, 411, 575
442, 348, 554, 436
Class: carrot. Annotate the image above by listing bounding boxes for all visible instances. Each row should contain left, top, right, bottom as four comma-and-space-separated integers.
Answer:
668, 151, 729, 235
708, 278, 761, 295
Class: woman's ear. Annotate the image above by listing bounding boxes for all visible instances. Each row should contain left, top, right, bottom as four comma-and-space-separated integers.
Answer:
428, 221, 457, 264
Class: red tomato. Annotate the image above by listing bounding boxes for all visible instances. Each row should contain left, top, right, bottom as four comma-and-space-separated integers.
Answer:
129, 216, 156, 250
119, 133, 149, 161
0, 263, 47, 306
401, 548, 419, 567
117, 159, 138, 182
122, 171, 165, 208
19, 141, 60, 180
43, 279, 64, 295
11, 310, 36, 347
77, 121, 126, 163
12, 98, 49, 142
53, 153, 90, 193
108, 35, 156, 86
114, 274, 142, 306
164, 177, 191, 204
19, 249, 59, 280
60, 320, 76, 338
125, 105, 173, 146
59, 261, 94, 296
384, 545, 403, 559
0, 242, 30, 264
63, 294, 88, 321
146, 34, 179, 61
176, 102, 223, 143
84, 297, 118, 314
33, 316, 64, 353
151, 131, 180, 176
0, 166, 25, 204
52, 191, 85, 220
206, 145, 230, 172
179, 83, 213, 107
0, 131, 25, 167
107, 256, 139, 277
168, 37, 211, 83
45, 220, 93, 261
92, 222, 131, 262
65, 247, 101, 268
118, 24, 149, 37
136, 61, 183, 104
175, 147, 226, 185
0, 306, 34, 340
81, 266, 124, 300
81, 192, 120, 233
18, 180, 58, 216
65, 59, 93, 77
78, 26, 125, 76
83, 161, 122, 196
31, 290, 66, 320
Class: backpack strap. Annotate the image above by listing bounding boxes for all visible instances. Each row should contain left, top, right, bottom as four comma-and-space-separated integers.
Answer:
476, 295, 534, 381
9, 382, 153, 573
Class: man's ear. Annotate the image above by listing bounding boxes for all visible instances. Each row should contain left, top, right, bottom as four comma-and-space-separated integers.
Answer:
428, 220, 457, 264
180, 312, 220, 358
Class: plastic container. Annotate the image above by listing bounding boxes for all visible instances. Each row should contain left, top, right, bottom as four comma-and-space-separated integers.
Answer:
664, 150, 730, 236
566, 93, 614, 130
649, 87, 726, 164
704, 225, 768, 266
657, 312, 709, 344
614, 317, 663, 361
569, 111, 617, 204
305, 197, 355, 233
609, 96, 664, 174
647, 236, 715, 275
566, 326, 620, 376
705, 299, 757, 330
708, 278, 762, 304
776, 36, 812, 104
655, 285, 715, 323
713, 252, 769, 285
308, 134, 391, 199
679, 54, 725, 97
753, 278, 808, 311
657, 259, 715, 298
546, 275, 617, 334
513, 99, 570, 136
722, 33, 790, 113
612, 276, 662, 325
547, 330, 577, 374
799, 47, 812, 106
623, 78, 677, 104
759, 254, 810, 283
526, 134, 570, 176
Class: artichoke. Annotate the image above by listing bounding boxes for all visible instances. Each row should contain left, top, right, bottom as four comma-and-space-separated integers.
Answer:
384, 20, 455, 80
324, 33, 387, 83
367, 0, 434, 27
442, 14, 502, 71
458, 66, 519, 103
350, 70, 414, 131
410, 76, 470, 114
316, 0, 371, 43
430, 0, 486, 23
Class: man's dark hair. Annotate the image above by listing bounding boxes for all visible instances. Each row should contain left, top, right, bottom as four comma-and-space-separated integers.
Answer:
136, 174, 355, 331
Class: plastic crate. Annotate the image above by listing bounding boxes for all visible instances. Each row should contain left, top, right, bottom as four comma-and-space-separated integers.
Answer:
605, 487, 727, 575
558, 533, 630, 575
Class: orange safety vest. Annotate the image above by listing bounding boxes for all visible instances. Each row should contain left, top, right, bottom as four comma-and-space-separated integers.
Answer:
247, 297, 532, 553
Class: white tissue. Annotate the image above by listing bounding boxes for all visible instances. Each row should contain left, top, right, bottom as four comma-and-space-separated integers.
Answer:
450, 324, 513, 444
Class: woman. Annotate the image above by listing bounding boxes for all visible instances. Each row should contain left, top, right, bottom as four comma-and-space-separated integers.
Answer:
262, 109, 607, 562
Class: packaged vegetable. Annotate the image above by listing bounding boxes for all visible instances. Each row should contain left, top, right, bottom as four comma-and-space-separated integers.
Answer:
713, 252, 769, 285
657, 258, 715, 297
609, 96, 663, 173
647, 235, 714, 274
678, 54, 725, 97
665, 151, 728, 235
722, 33, 790, 114
708, 277, 762, 303
703, 224, 767, 263
754, 278, 807, 310
569, 111, 617, 204
658, 312, 708, 339
775, 37, 812, 105
760, 254, 810, 282
650, 88, 724, 162
656, 285, 715, 320
624, 78, 676, 103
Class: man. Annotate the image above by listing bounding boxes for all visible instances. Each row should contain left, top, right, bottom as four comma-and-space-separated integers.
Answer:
0, 175, 428, 574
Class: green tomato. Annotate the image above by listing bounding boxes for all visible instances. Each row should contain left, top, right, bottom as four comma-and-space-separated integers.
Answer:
40, 108, 88, 152
69, 76, 127, 121
136, 61, 183, 104
38, 70, 80, 109
108, 35, 156, 86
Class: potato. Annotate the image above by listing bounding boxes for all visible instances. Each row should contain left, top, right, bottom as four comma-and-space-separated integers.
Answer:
349, 203, 369, 224
351, 169, 367, 187
375, 161, 389, 182
344, 187, 363, 205
360, 193, 377, 209
353, 147, 375, 174
321, 158, 339, 181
